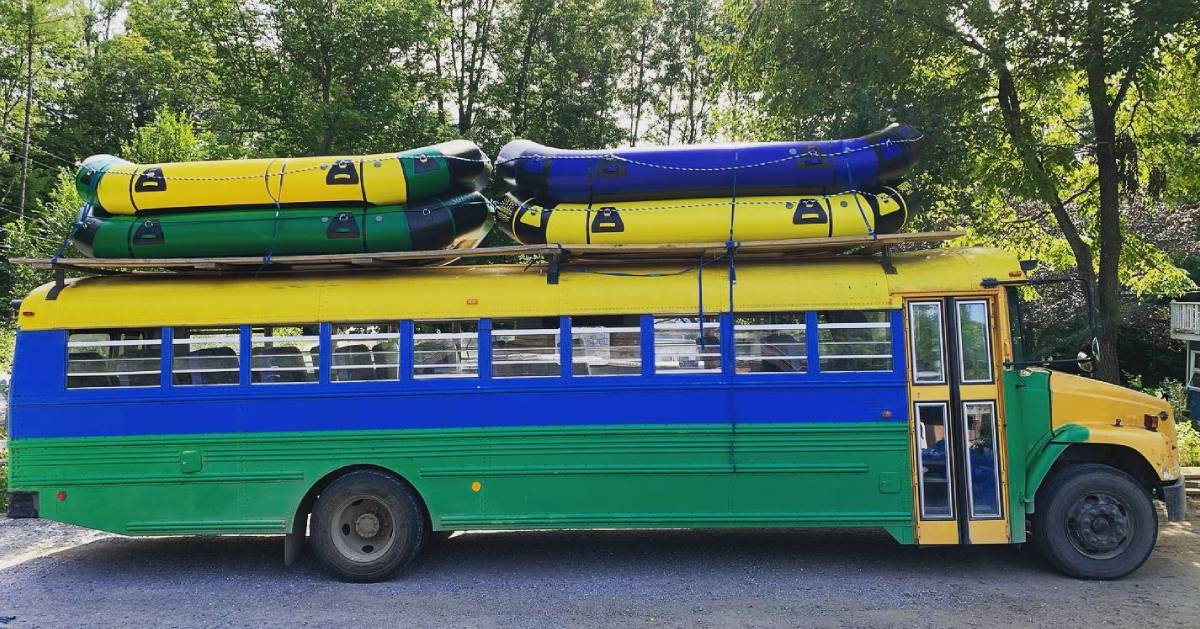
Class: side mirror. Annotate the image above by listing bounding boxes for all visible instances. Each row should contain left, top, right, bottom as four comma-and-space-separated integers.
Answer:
1076, 351, 1094, 374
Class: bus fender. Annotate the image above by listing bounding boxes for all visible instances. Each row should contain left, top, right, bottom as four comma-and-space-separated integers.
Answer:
1024, 424, 1090, 514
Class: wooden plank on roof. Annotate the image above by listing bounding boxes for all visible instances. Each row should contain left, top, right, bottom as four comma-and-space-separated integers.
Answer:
9, 231, 963, 273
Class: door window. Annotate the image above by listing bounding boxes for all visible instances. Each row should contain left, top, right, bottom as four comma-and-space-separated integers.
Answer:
908, 302, 945, 384
956, 300, 993, 383
963, 401, 1002, 518
915, 402, 954, 519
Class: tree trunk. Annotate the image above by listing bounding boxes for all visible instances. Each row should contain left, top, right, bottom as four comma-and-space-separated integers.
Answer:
18, 0, 34, 218
1084, 0, 1123, 384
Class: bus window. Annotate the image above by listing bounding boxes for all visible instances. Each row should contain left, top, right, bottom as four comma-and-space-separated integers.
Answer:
963, 401, 1002, 518
67, 328, 162, 389
331, 323, 399, 382
492, 317, 561, 378
956, 300, 994, 383
653, 316, 721, 374
413, 320, 478, 379
915, 402, 953, 519
908, 302, 946, 384
733, 313, 807, 373
570, 315, 641, 376
817, 311, 893, 372
173, 327, 240, 386
251, 325, 319, 384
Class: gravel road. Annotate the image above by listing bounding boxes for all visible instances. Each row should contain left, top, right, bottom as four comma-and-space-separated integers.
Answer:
1, 500, 1198, 628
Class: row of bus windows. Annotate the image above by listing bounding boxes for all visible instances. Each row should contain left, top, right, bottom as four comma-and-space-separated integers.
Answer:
64, 311, 893, 389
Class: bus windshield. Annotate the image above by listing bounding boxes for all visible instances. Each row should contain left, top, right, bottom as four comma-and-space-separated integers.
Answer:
1006, 280, 1095, 373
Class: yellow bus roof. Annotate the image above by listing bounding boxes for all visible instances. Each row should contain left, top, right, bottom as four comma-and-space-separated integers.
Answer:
17, 247, 1024, 331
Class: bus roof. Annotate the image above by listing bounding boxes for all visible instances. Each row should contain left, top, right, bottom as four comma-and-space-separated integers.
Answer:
17, 247, 1024, 331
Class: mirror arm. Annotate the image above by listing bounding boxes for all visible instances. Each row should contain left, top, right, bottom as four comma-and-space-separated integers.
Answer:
1005, 358, 1093, 368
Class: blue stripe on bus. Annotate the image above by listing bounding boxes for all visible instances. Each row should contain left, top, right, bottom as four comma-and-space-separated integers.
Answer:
9, 311, 909, 439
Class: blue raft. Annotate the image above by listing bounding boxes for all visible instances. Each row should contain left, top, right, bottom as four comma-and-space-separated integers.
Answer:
496, 123, 923, 204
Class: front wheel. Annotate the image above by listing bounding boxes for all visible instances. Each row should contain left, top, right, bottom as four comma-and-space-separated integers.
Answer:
310, 470, 428, 582
1033, 463, 1158, 580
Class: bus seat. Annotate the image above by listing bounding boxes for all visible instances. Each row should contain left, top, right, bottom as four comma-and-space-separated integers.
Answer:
183, 346, 238, 385
68, 351, 118, 388
371, 341, 399, 380
332, 344, 375, 381
115, 346, 160, 387
253, 345, 312, 383
759, 333, 805, 373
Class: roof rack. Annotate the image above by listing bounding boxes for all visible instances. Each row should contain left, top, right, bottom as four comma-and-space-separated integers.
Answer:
11, 231, 963, 297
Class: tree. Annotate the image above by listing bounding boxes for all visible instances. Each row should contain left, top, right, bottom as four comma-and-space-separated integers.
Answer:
718, 0, 1200, 382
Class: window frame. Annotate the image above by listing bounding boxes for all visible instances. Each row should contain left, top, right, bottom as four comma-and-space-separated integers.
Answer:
651, 315, 724, 375
490, 317, 564, 379
328, 322, 401, 383
170, 327, 242, 387
961, 399, 1003, 520
65, 328, 164, 390
1188, 349, 1200, 391
815, 310, 895, 373
954, 299, 995, 385
412, 318, 481, 380
249, 325, 322, 385
914, 401, 955, 521
907, 301, 947, 385
568, 316, 643, 378
732, 312, 809, 375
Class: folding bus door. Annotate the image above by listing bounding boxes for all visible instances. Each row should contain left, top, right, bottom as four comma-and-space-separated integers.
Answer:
906, 297, 1009, 545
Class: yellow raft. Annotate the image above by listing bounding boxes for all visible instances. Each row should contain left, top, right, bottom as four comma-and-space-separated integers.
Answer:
75, 140, 491, 216
499, 187, 912, 245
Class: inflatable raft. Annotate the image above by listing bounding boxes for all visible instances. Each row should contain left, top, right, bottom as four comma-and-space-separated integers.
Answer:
498, 187, 912, 245
76, 140, 491, 216
496, 124, 922, 204
75, 192, 493, 258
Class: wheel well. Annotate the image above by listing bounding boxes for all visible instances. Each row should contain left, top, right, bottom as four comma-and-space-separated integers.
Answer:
290, 464, 432, 535
1043, 443, 1160, 495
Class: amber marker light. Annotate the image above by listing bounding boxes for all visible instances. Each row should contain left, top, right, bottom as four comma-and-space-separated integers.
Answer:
881, 410, 893, 419
466, 298, 478, 305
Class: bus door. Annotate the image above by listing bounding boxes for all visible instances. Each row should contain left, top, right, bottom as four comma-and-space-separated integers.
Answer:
906, 297, 1009, 545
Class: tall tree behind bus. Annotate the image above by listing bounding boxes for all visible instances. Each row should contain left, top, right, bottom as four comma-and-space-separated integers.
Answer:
716, 0, 1200, 383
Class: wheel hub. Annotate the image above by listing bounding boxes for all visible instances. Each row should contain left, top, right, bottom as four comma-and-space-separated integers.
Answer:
1067, 492, 1132, 558
331, 495, 398, 563
355, 513, 381, 538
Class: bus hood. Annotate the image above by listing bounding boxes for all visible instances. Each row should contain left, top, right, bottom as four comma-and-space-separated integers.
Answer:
1048, 370, 1180, 481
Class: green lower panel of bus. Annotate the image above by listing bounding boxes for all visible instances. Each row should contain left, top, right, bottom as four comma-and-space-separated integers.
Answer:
9, 422, 918, 543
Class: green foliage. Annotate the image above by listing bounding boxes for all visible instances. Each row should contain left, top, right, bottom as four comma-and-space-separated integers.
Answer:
1126, 375, 1200, 466
120, 107, 215, 163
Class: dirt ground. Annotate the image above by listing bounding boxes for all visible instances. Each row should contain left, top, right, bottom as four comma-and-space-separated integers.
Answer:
0, 498, 1198, 628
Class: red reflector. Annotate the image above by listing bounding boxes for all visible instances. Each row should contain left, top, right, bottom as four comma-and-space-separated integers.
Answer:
56, 491, 67, 501
21, 311, 33, 316
881, 410, 893, 418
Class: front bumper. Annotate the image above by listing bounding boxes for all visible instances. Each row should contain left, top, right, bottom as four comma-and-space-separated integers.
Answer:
1163, 477, 1187, 522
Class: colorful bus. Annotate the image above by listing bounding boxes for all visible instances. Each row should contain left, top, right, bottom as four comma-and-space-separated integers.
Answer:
4, 247, 1186, 581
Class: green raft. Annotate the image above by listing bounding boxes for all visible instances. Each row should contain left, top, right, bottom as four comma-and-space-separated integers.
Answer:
74, 192, 493, 258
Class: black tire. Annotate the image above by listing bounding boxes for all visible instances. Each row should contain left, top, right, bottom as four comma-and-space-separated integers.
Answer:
1033, 463, 1158, 580
310, 470, 427, 582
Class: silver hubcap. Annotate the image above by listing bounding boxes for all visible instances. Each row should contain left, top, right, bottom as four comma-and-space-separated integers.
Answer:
331, 495, 398, 563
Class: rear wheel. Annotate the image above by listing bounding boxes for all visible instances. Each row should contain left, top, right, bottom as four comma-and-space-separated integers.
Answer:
311, 470, 427, 582
1033, 463, 1157, 580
